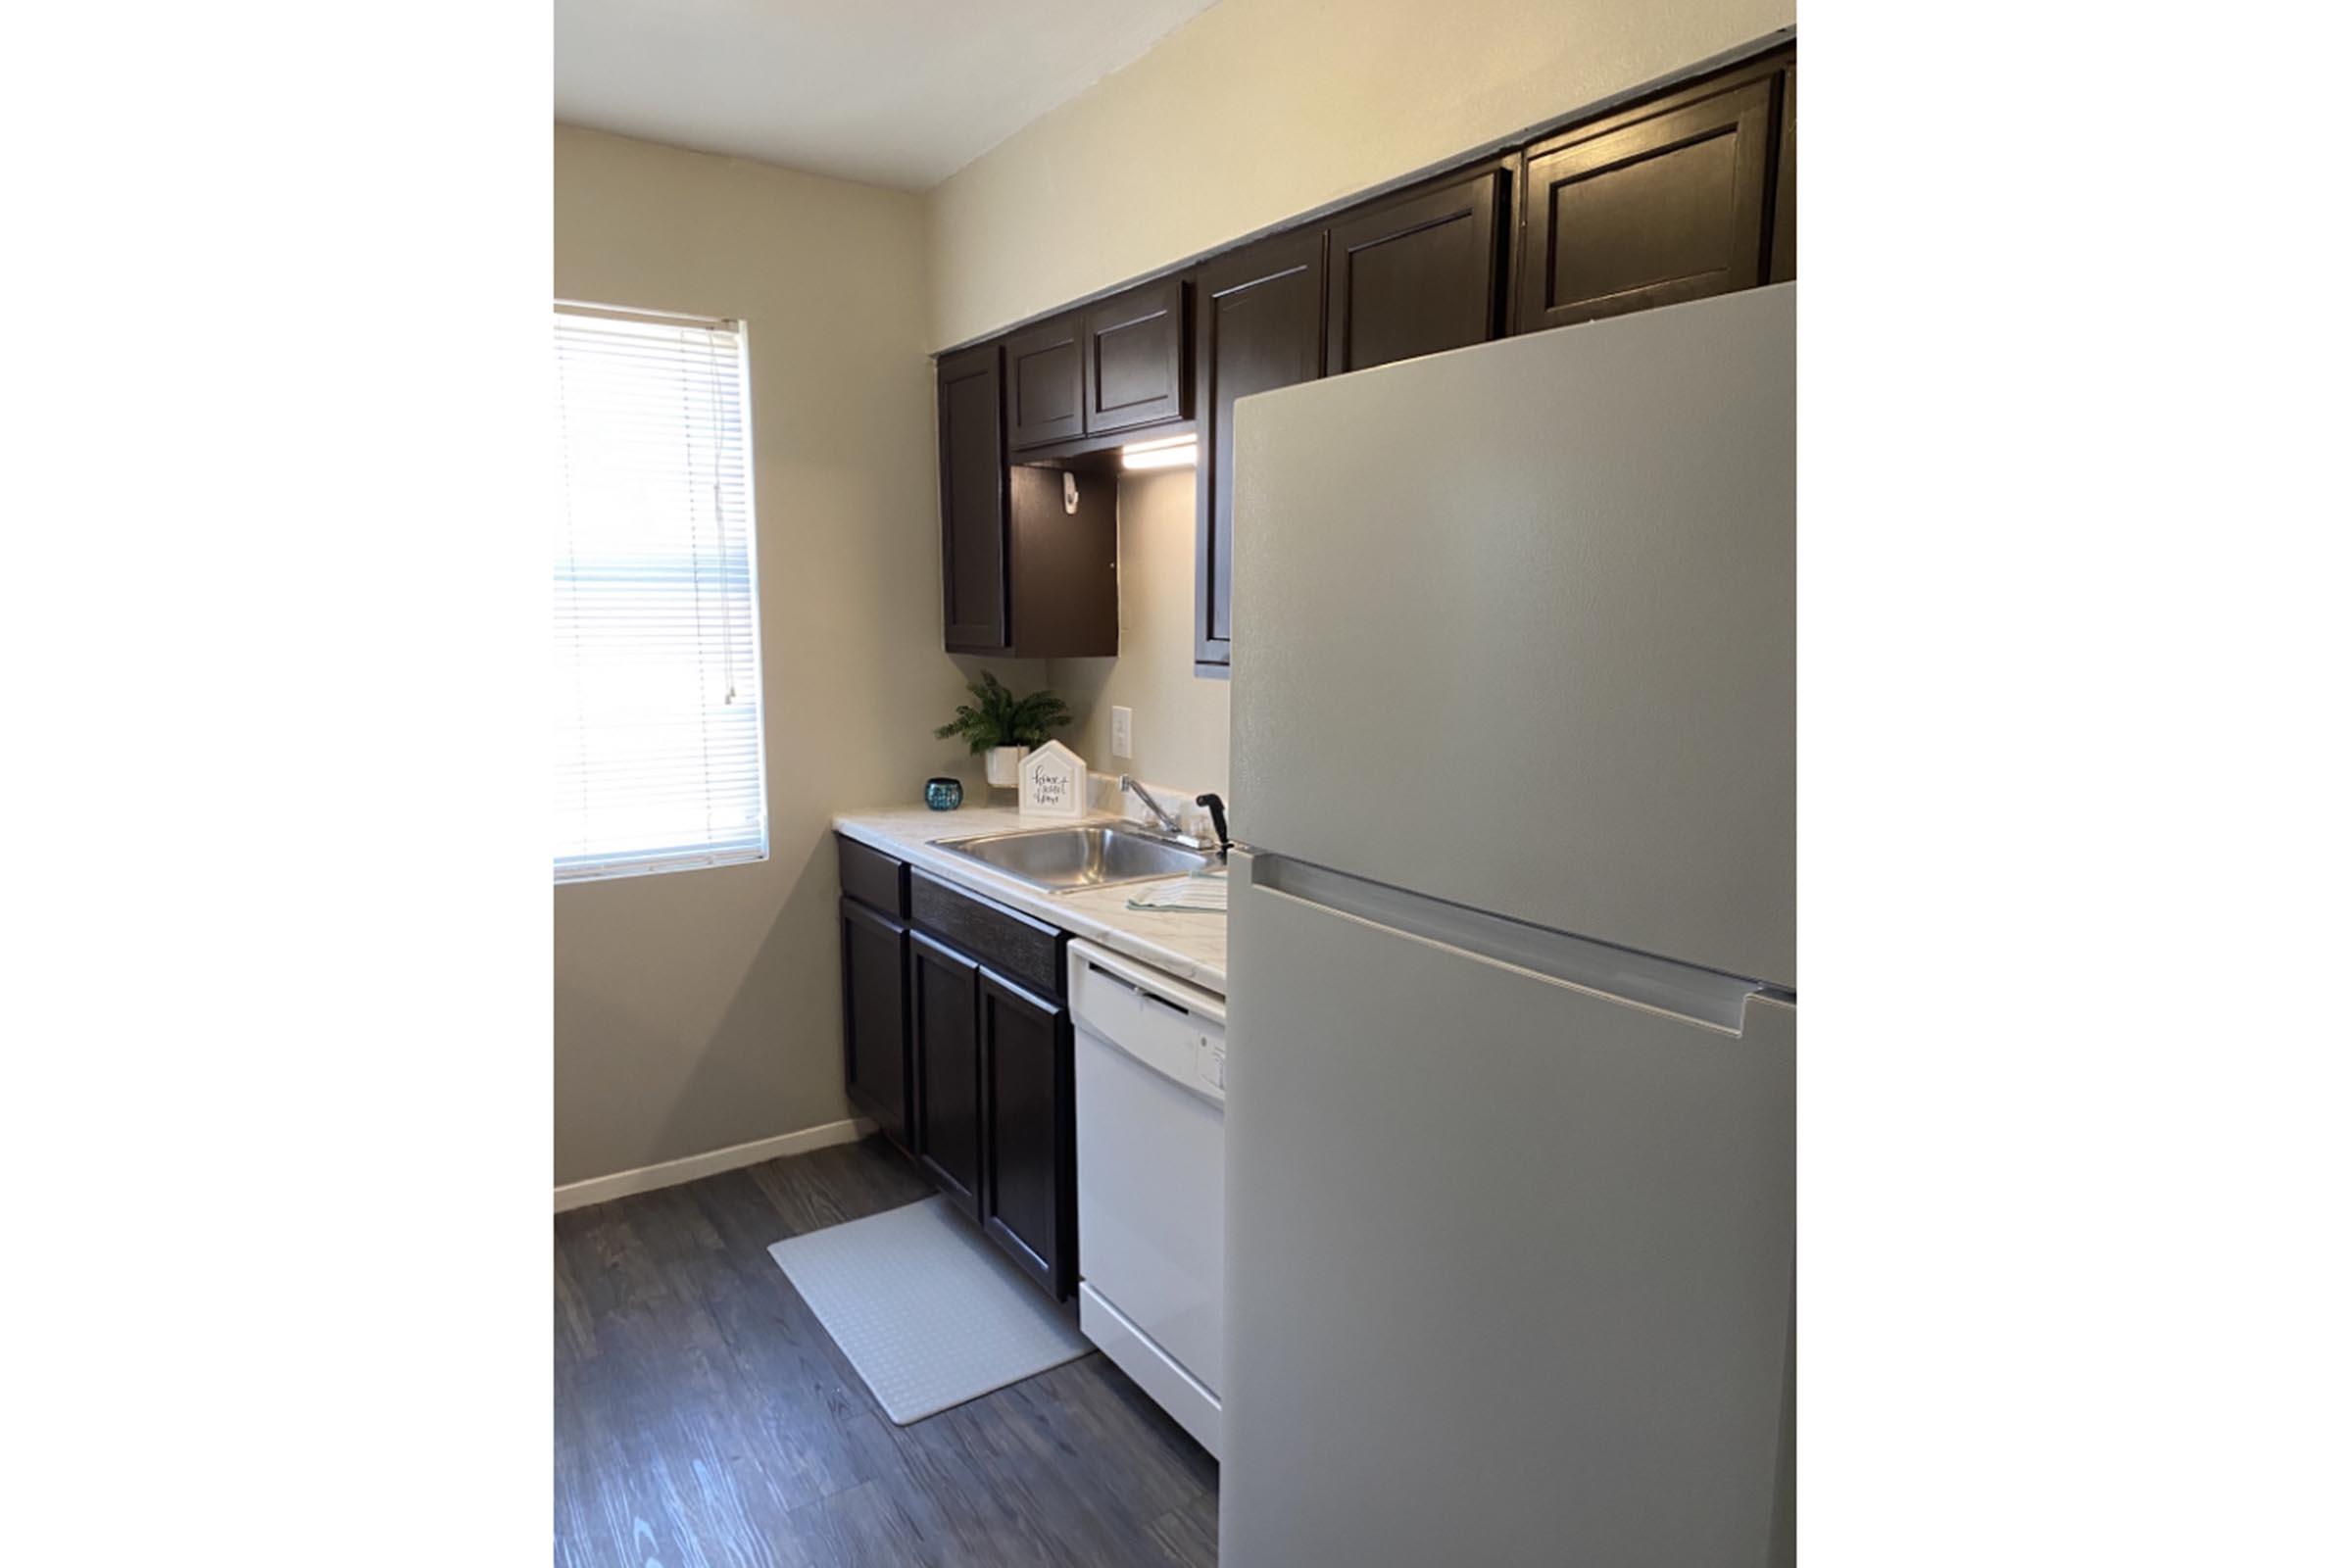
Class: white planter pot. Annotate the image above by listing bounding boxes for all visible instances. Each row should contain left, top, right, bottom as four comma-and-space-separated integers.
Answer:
985, 746, 1030, 789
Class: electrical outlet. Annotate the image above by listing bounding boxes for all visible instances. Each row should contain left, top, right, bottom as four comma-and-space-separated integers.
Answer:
1109, 706, 1133, 759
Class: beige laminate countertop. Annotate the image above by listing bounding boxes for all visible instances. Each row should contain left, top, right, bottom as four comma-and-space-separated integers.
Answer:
831, 803, 1229, 996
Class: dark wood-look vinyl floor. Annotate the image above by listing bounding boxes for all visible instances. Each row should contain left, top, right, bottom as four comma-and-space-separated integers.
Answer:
555, 1136, 1218, 1568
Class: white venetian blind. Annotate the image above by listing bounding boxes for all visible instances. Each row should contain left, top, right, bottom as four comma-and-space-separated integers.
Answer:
553, 304, 767, 882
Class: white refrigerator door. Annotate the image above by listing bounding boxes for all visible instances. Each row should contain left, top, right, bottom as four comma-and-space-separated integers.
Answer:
1221, 851, 1795, 1568
1229, 284, 1795, 987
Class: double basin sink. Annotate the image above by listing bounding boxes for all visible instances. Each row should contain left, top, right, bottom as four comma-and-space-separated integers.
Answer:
937, 822, 1217, 893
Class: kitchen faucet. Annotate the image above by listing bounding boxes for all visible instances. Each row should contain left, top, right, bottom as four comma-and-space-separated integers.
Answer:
1119, 774, 1187, 838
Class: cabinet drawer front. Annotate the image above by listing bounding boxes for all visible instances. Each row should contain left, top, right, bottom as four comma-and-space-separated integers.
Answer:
1005, 314, 1085, 450
837, 834, 909, 918
910, 869, 1064, 998
1518, 69, 1776, 331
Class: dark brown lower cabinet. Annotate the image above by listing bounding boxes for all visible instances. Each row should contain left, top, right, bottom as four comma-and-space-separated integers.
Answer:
909, 929, 983, 1219
839, 897, 910, 1150
841, 836, 1079, 1300
978, 968, 1075, 1298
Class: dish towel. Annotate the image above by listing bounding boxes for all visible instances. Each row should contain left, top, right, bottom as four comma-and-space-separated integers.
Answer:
1126, 871, 1229, 913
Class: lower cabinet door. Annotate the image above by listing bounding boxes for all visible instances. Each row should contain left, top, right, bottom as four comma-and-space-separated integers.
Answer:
977, 966, 1075, 1299
840, 898, 910, 1149
909, 930, 983, 1217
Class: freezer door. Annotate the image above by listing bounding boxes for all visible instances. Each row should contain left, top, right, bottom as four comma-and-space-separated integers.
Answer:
1229, 284, 1794, 987
1221, 852, 1794, 1568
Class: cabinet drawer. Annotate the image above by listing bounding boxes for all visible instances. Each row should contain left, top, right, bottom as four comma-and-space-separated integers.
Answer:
910, 869, 1064, 999
838, 835, 909, 918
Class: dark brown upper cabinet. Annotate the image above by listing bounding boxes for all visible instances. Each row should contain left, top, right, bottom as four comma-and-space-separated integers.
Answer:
1194, 230, 1326, 670
1324, 165, 1508, 375
937, 343, 1007, 654
931, 39, 1791, 677
1005, 313, 1085, 450
1006, 465, 1117, 658
937, 344, 1118, 659
1082, 277, 1189, 436
1516, 52, 1783, 333
1769, 62, 1795, 284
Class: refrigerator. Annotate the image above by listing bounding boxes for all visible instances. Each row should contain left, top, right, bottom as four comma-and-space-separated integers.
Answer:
1222, 284, 1795, 1568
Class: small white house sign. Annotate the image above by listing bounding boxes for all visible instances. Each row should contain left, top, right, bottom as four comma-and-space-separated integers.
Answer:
1018, 740, 1087, 820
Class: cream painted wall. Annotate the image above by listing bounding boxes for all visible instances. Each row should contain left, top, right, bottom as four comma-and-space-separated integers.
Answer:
553, 125, 997, 1187
924, 0, 1794, 349
1052, 468, 1230, 799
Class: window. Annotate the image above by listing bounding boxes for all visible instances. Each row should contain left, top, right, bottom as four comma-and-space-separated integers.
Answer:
553, 304, 767, 882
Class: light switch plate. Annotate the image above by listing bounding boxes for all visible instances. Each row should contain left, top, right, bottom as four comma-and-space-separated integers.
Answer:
1109, 706, 1133, 759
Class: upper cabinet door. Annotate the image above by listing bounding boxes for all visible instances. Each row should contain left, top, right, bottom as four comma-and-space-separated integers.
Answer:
1516, 58, 1779, 332
1195, 230, 1326, 669
937, 343, 1008, 654
1768, 62, 1795, 284
1082, 277, 1189, 436
1004, 313, 1085, 450
1324, 166, 1507, 375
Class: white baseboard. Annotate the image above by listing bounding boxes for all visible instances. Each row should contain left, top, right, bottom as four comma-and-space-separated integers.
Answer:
554, 1116, 877, 1213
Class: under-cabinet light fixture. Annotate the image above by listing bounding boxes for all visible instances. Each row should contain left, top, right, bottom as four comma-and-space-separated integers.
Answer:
1120, 435, 1199, 470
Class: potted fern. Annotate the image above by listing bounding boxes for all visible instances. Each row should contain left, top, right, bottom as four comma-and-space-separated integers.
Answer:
935, 672, 1074, 789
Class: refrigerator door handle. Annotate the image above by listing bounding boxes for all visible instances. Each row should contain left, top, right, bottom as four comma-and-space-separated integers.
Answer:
1248, 854, 1774, 1034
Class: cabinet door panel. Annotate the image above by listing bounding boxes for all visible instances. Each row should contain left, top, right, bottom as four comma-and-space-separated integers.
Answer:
1194, 232, 1326, 668
1325, 167, 1506, 374
979, 967, 1073, 1298
1518, 66, 1776, 331
1005, 314, 1084, 450
1083, 277, 1188, 435
1769, 63, 1795, 284
840, 898, 909, 1149
910, 930, 983, 1217
937, 343, 1007, 652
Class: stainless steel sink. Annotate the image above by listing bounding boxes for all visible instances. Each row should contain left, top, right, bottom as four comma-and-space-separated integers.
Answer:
935, 823, 1216, 892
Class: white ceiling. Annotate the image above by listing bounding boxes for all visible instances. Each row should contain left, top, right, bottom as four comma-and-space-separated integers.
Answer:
555, 0, 1223, 191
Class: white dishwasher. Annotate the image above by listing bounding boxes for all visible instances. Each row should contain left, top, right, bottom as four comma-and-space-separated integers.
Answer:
1069, 939, 1228, 1457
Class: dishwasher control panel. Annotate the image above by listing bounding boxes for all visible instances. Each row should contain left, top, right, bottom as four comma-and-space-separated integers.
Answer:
1068, 942, 1227, 1105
